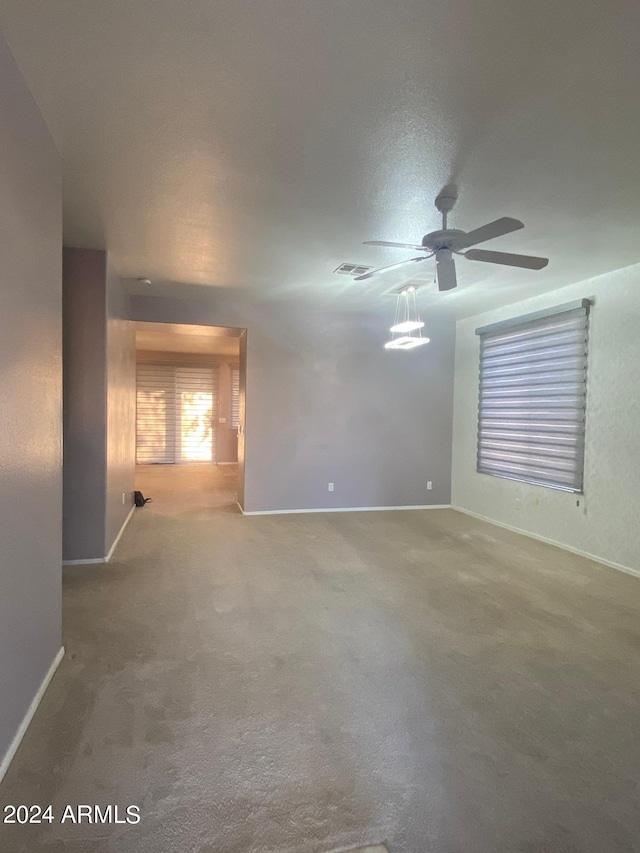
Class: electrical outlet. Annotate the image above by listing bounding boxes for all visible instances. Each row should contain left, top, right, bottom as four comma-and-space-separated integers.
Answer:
121, 492, 126, 505
328, 482, 334, 492
427, 481, 432, 490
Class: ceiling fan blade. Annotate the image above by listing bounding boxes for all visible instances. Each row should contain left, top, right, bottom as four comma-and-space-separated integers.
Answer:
355, 255, 431, 281
364, 240, 428, 251
458, 217, 525, 249
436, 253, 457, 291
464, 249, 549, 270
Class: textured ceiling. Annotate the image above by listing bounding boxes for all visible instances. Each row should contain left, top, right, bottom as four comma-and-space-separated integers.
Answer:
2, 0, 640, 316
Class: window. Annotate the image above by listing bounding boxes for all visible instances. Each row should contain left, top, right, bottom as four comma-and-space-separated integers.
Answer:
136, 363, 219, 464
476, 299, 590, 492
230, 365, 240, 429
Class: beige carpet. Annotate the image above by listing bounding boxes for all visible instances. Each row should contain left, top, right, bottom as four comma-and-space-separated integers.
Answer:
1, 503, 640, 852
135, 461, 239, 514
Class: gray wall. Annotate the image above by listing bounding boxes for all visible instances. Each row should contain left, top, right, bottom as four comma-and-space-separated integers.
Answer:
63, 248, 136, 561
129, 294, 455, 512
0, 32, 62, 768
63, 249, 107, 560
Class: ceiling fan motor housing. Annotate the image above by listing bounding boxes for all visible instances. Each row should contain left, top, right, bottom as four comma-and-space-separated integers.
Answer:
421, 228, 467, 252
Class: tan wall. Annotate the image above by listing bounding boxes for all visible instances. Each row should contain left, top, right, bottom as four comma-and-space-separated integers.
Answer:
106, 259, 136, 555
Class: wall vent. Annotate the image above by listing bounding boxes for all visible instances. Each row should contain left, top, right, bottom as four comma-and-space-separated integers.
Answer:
334, 263, 373, 276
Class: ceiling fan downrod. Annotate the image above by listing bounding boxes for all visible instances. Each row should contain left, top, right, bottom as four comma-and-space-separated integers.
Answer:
435, 193, 457, 230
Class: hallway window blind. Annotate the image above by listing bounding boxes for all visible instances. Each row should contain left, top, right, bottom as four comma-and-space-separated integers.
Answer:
475, 300, 591, 492
230, 366, 240, 428
136, 363, 219, 464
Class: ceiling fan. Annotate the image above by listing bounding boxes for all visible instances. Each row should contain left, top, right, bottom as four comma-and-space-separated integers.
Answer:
356, 194, 549, 291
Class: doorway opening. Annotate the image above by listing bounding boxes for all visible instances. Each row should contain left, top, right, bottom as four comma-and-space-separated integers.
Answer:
133, 321, 246, 512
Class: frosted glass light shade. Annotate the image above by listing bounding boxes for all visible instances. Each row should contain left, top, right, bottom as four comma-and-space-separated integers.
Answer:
390, 320, 425, 333
384, 336, 430, 350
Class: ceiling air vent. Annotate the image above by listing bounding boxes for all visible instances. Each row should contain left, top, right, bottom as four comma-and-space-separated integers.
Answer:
334, 263, 373, 276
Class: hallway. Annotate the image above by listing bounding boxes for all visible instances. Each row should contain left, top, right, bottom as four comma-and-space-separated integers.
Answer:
2, 506, 640, 853
135, 462, 239, 514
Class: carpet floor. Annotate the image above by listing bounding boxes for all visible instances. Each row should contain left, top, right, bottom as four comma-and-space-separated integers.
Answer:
1, 500, 640, 852
135, 462, 239, 513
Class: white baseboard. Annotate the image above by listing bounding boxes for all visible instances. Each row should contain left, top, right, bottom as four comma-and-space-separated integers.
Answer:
241, 504, 450, 516
63, 504, 136, 566
0, 646, 65, 785
105, 504, 136, 563
62, 557, 105, 565
451, 505, 640, 580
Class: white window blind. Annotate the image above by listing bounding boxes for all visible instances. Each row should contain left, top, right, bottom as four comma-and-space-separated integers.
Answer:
230, 366, 240, 429
136, 363, 219, 464
476, 300, 590, 492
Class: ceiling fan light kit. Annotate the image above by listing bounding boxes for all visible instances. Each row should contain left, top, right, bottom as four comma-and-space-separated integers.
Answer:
385, 287, 430, 351
385, 335, 430, 350
357, 192, 549, 295
390, 319, 425, 333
